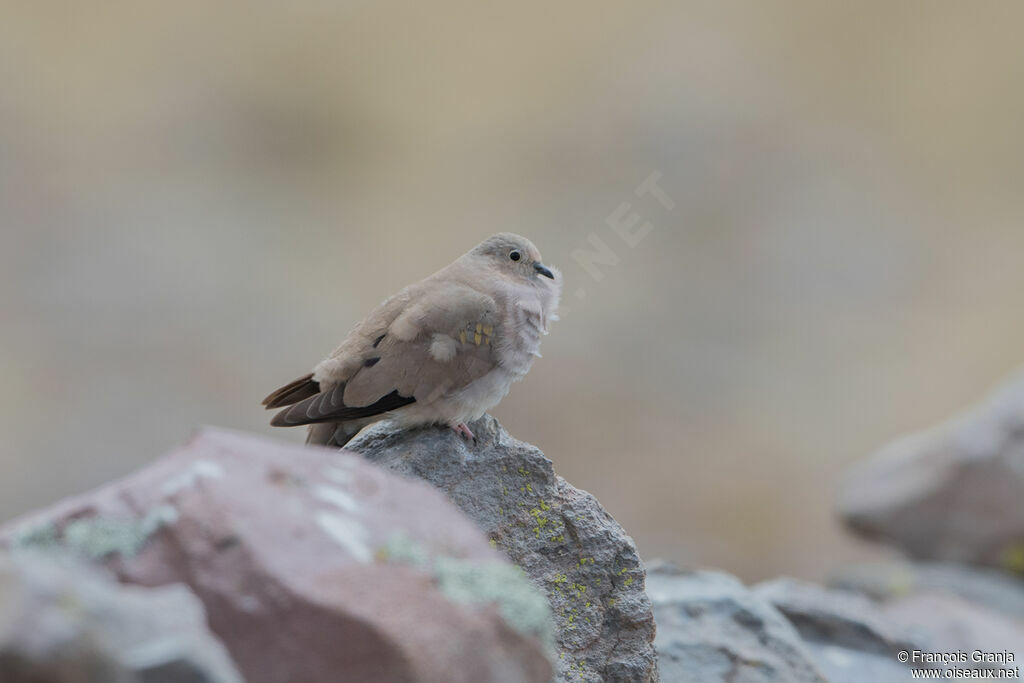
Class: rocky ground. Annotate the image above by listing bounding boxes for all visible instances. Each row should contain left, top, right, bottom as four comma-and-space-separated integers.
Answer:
650, 370, 1024, 682
2, 370, 1024, 681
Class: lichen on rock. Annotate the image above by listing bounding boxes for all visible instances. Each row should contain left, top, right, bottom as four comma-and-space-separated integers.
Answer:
380, 532, 553, 648
436, 557, 553, 644
11, 505, 178, 560
346, 414, 659, 683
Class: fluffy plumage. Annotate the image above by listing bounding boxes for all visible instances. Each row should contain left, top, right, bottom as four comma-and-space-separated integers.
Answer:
263, 233, 562, 447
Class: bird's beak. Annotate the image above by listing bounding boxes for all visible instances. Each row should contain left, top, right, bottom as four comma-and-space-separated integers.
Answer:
534, 262, 555, 279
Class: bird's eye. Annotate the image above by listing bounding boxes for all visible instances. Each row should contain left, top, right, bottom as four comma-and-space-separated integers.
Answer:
509, 250, 522, 262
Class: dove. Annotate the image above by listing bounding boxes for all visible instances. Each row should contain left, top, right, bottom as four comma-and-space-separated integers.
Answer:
263, 233, 562, 447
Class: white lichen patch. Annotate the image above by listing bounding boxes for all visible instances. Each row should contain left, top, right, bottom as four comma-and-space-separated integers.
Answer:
315, 511, 371, 563
160, 459, 226, 496
380, 532, 430, 567
62, 504, 178, 559
313, 485, 360, 514
435, 557, 553, 648
10, 520, 59, 552
323, 465, 354, 486
380, 532, 553, 649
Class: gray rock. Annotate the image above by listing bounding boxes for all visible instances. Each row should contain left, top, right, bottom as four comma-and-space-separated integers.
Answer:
755, 576, 1024, 680
649, 567, 1024, 683
838, 369, 1024, 571
752, 578, 922, 656
1, 427, 553, 683
752, 578, 925, 683
830, 560, 1024, 621
834, 563, 1024, 673
0, 551, 242, 683
645, 566, 825, 683
881, 591, 1024, 671
345, 414, 658, 683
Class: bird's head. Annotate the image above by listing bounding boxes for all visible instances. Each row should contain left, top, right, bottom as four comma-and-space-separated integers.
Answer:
471, 232, 561, 287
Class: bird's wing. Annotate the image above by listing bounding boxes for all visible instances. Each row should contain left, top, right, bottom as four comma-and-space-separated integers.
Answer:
262, 372, 318, 408
343, 282, 500, 405
268, 282, 500, 427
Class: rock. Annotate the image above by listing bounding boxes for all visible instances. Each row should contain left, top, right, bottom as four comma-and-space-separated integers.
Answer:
0, 427, 553, 683
0, 550, 241, 683
646, 566, 825, 683
752, 578, 925, 683
752, 578, 921, 655
832, 562, 1024, 673
344, 415, 658, 683
882, 591, 1024, 670
837, 369, 1024, 571
754, 576, 1024, 680
830, 560, 1024, 621
648, 566, 1024, 683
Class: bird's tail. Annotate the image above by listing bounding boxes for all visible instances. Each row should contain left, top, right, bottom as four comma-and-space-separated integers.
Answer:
263, 373, 319, 408
306, 419, 372, 448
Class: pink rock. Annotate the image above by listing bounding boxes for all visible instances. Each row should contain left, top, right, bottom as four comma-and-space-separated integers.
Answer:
1, 427, 553, 683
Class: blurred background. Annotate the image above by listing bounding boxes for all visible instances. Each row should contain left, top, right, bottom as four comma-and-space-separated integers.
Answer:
2, 1, 1023, 583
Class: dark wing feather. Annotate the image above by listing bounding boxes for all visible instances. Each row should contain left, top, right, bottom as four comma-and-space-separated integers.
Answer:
262, 373, 319, 408
269, 382, 415, 427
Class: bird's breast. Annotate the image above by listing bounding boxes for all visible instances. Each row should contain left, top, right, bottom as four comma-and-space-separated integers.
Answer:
493, 296, 547, 377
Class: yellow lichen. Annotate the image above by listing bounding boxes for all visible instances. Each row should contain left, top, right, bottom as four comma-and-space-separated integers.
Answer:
1000, 542, 1024, 575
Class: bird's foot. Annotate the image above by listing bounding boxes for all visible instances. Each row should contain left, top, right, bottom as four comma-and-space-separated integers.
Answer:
448, 421, 476, 442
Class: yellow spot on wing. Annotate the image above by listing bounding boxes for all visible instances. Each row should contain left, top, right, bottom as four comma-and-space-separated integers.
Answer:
459, 330, 467, 344
474, 332, 482, 345
475, 323, 482, 333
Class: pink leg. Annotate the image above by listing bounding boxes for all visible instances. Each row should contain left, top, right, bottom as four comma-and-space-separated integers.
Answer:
448, 421, 476, 441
